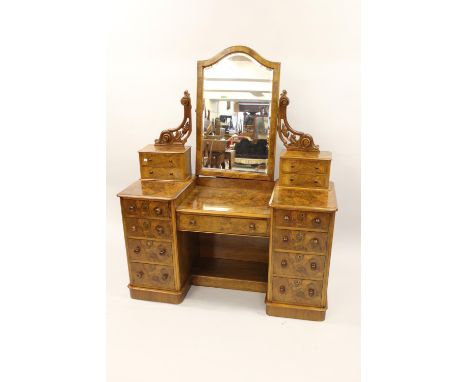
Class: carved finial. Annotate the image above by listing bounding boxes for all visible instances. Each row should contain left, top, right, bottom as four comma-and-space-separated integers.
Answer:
155, 90, 192, 146
278, 90, 319, 152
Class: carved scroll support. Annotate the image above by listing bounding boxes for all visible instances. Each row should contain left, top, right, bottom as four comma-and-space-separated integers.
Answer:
155, 90, 192, 146
278, 90, 319, 152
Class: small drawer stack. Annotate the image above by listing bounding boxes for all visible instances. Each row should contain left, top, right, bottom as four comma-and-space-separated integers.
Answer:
139, 144, 191, 181
121, 198, 177, 291
279, 150, 331, 188
269, 209, 333, 313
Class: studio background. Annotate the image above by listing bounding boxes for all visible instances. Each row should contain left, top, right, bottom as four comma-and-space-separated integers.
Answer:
107, 1, 360, 381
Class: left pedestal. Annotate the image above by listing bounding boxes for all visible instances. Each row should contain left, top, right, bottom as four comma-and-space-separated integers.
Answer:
118, 176, 195, 304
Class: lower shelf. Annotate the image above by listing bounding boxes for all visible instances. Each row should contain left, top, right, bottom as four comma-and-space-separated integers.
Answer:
192, 257, 268, 293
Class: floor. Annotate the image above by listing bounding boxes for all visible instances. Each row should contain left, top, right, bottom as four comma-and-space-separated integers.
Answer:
107, 185, 360, 382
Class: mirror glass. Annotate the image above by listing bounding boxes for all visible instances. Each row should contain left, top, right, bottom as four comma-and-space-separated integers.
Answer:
202, 53, 273, 174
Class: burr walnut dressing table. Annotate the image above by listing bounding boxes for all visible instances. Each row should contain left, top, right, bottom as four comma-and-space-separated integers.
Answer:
117, 46, 338, 321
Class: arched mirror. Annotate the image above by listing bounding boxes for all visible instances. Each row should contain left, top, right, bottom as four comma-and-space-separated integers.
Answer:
196, 46, 280, 180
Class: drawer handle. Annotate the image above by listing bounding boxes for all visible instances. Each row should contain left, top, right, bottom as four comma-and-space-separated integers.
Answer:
149, 170, 154, 175
314, 180, 319, 184
310, 262, 317, 270
169, 172, 174, 176
189, 219, 196, 225
156, 225, 164, 234
314, 217, 321, 225
136, 271, 144, 279
308, 288, 315, 297
282, 235, 289, 242
162, 273, 169, 281
289, 178, 294, 182
133, 246, 141, 253
130, 225, 137, 232
281, 259, 288, 268
249, 223, 256, 230
146, 241, 153, 247
312, 238, 319, 245
129, 205, 136, 211
283, 215, 290, 222
154, 207, 162, 215
145, 157, 152, 162
279, 285, 286, 294
143, 222, 150, 229
159, 248, 166, 256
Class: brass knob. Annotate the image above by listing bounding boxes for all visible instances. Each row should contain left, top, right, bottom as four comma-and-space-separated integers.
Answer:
312, 238, 319, 245
156, 225, 164, 234
133, 246, 141, 253
154, 207, 162, 215
283, 215, 290, 221
308, 288, 315, 297
129, 205, 136, 211
314, 217, 321, 225
282, 235, 289, 242
189, 219, 196, 225
162, 273, 169, 281
249, 223, 256, 230
136, 271, 143, 279
130, 225, 137, 232
159, 248, 166, 256
310, 262, 317, 270
281, 259, 287, 268
279, 285, 286, 294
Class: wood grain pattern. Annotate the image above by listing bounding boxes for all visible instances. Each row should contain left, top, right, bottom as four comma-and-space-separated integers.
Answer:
272, 251, 325, 279
123, 218, 172, 241
273, 209, 330, 232
279, 173, 329, 188
129, 263, 175, 290
117, 177, 195, 201
129, 278, 191, 304
266, 300, 326, 321
139, 145, 191, 180
121, 199, 171, 219
271, 276, 323, 307
280, 158, 330, 174
273, 229, 328, 254
127, 238, 173, 265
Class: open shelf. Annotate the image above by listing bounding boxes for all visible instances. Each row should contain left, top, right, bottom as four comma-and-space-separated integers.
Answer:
192, 257, 268, 293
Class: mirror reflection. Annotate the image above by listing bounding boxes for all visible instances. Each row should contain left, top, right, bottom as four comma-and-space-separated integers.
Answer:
202, 53, 273, 173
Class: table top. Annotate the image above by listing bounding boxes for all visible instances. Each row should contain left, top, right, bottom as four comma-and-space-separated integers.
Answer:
117, 177, 194, 201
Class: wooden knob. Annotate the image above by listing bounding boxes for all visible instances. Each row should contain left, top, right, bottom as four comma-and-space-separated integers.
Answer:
136, 271, 143, 279
310, 262, 317, 270
281, 259, 287, 268
308, 288, 315, 297
279, 285, 286, 294
162, 273, 169, 281
312, 238, 319, 245
133, 246, 141, 253
283, 215, 290, 221
189, 219, 196, 225
169, 172, 174, 176
154, 207, 162, 215
249, 223, 256, 230
130, 225, 137, 232
146, 241, 153, 247
314, 217, 321, 225
149, 170, 154, 175
156, 225, 164, 234
146, 157, 152, 162
159, 249, 166, 256
282, 235, 289, 242
129, 205, 135, 211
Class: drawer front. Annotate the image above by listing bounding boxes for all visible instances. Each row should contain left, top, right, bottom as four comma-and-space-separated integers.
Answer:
121, 199, 171, 218
279, 173, 329, 188
129, 262, 175, 290
272, 252, 325, 279
124, 218, 172, 240
140, 166, 186, 180
272, 276, 323, 306
178, 214, 269, 236
274, 209, 330, 231
273, 229, 328, 254
139, 152, 185, 168
127, 238, 173, 265
280, 159, 329, 175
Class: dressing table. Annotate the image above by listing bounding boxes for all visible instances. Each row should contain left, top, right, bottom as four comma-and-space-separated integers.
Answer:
117, 46, 337, 321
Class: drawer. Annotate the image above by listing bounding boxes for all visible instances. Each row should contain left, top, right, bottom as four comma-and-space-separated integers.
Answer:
177, 213, 269, 237
121, 199, 171, 218
127, 238, 173, 265
129, 262, 175, 290
124, 218, 172, 240
272, 276, 323, 307
140, 166, 186, 180
279, 173, 329, 188
272, 252, 325, 279
280, 159, 329, 174
274, 209, 330, 231
139, 152, 185, 168
273, 229, 328, 254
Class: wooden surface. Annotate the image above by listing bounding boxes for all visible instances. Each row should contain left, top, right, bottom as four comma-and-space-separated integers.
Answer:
280, 149, 332, 161
192, 257, 268, 293
266, 300, 326, 321
269, 182, 338, 212
271, 251, 326, 279
117, 177, 195, 201
271, 276, 323, 306
129, 262, 176, 290
129, 278, 191, 304
195, 45, 280, 181
139, 145, 191, 180
126, 238, 173, 265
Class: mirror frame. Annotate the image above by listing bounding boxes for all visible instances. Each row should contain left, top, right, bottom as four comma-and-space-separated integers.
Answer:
195, 46, 281, 181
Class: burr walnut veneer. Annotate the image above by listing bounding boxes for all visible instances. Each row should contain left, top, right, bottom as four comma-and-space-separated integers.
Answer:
117, 46, 338, 321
